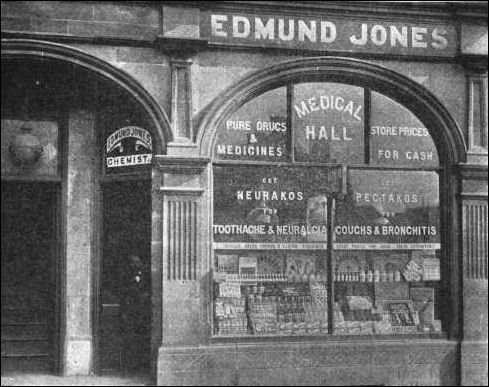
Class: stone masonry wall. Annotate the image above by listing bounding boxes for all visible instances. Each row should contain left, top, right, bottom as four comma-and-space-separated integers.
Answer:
158, 341, 458, 386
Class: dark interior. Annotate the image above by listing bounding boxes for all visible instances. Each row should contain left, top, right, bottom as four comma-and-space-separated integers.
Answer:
99, 179, 152, 374
1, 182, 58, 374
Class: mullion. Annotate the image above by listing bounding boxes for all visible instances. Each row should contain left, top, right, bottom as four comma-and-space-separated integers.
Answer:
364, 88, 371, 164
287, 83, 295, 163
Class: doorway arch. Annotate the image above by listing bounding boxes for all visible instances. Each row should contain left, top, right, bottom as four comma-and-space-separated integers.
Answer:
2, 38, 171, 152
1, 39, 170, 376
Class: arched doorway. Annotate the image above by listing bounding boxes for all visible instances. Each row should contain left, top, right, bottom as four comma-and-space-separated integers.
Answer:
1, 39, 170, 376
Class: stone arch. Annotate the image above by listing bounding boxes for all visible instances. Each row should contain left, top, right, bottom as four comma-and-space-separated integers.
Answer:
197, 56, 466, 165
1, 38, 171, 152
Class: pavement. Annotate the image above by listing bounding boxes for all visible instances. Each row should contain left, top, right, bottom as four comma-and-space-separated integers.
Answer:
0, 374, 152, 386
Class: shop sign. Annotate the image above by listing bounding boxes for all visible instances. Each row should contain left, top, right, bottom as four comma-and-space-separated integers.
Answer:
335, 170, 441, 249
203, 13, 457, 57
213, 166, 331, 249
105, 126, 153, 169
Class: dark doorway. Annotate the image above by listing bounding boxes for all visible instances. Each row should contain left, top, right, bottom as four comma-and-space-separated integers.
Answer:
99, 179, 152, 374
1, 182, 59, 374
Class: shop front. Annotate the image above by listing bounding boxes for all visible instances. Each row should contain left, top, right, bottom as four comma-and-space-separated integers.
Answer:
1, 1, 487, 386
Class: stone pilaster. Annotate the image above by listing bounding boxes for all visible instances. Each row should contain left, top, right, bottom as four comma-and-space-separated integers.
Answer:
458, 164, 488, 386
153, 155, 210, 385
64, 110, 96, 375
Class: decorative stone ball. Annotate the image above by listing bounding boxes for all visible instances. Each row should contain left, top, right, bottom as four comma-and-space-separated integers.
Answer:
9, 124, 43, 166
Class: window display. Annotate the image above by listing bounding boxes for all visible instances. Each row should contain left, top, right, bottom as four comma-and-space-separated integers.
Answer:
213, 252, 329, 336
332, 250, 442, 335
212, 81, 443, 338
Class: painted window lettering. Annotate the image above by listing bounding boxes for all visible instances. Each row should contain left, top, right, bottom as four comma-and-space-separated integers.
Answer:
293, 95, 362, 120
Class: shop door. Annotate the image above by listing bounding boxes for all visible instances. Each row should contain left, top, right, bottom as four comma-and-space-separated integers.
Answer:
1, 182, 58, 374
99, 180, 152, 374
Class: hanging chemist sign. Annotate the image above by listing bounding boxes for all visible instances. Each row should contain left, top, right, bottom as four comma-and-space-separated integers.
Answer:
203, 12, 457, 57
106, 126, 153, 170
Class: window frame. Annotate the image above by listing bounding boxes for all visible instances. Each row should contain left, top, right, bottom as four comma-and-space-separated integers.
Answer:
210, 79, 448, 341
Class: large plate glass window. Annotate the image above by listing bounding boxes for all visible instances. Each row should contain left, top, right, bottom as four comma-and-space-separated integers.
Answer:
212, 82, 442, 337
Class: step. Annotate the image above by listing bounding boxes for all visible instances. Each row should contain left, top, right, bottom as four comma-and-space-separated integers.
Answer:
1, 323, 49, 339
1, 355, 52, 373
1, 338, 50, 357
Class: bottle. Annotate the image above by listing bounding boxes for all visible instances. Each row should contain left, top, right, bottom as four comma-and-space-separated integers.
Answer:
359, 270, 366, 282
380, 270, 387, 282
394, 270, 401, 282
387, 270, 394, 282
374, 269, 380, 283
367, 269, 373, 282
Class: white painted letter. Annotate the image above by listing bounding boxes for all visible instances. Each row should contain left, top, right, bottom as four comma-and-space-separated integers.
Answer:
350, 23, 368, 45
298, 20, 317, 42
278, 19, 295, 41
255, 17, 275, 40
233, 16, 250, 38
371, 25, 387, 46
294, 101, 310, 118
211, 14, 228, 37
412, 27, 428, 48
306, 126, 315, 140
390, 25, 408, 47
431, 27, 448, 49
320, 21, 336, 43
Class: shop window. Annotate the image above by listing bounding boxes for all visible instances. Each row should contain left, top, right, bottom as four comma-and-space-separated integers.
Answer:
212, 83, 443, 338
334, 169, 441, 335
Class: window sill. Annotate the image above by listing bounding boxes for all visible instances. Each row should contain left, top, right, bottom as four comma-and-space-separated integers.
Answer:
210, 332, 448, 344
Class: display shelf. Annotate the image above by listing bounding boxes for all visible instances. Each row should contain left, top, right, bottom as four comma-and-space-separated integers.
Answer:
213, 272, 328, 284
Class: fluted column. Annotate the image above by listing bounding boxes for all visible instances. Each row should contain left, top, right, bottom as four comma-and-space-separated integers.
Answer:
458, 164, 488, 386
